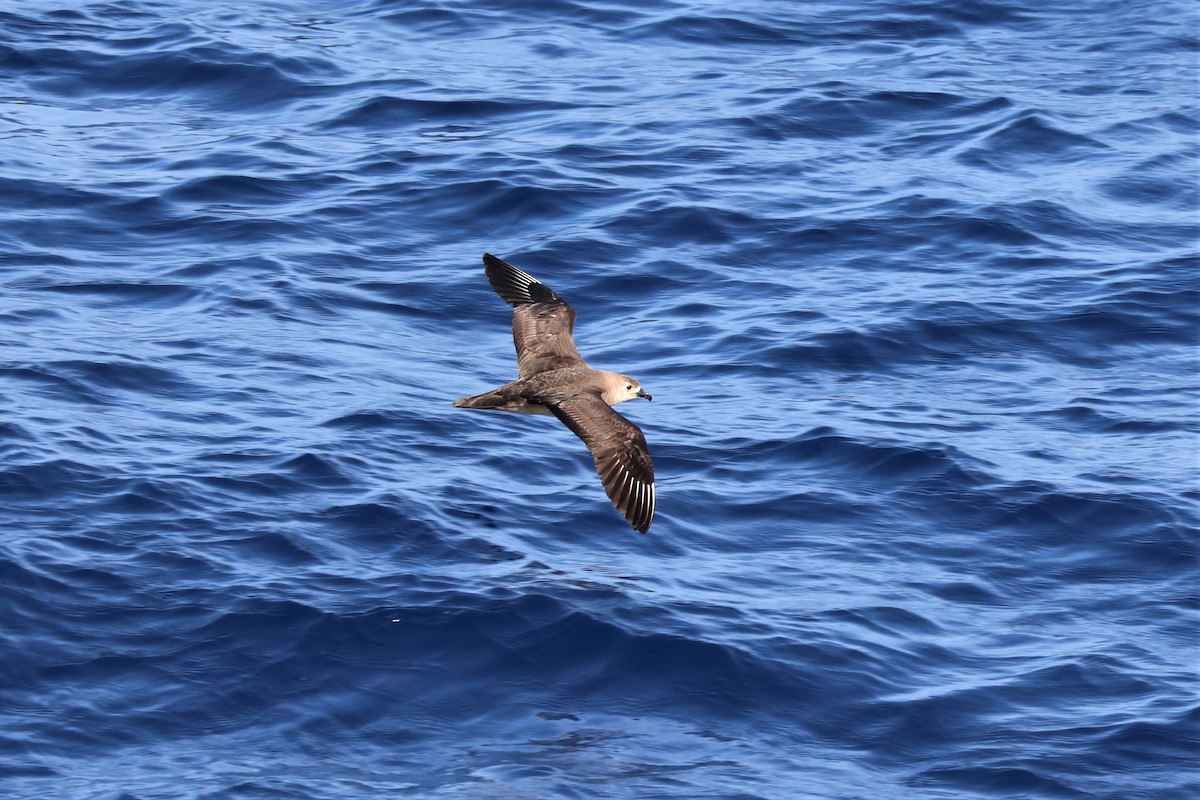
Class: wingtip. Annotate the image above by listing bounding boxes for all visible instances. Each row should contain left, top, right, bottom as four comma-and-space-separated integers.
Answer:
621, 480, 655, 534
482, 253, 510, 274
481, 252, 562, 307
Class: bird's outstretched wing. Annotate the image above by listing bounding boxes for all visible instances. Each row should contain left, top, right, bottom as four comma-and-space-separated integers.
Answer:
483, 253, 586, 377
547, 393, 655, 534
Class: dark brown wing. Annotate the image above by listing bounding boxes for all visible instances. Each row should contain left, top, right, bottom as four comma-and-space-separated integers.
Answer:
483, 253, 586, 377
547, 393, 655, 534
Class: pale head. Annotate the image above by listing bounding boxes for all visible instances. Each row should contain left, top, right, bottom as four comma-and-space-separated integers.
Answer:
599, 371, 652, 406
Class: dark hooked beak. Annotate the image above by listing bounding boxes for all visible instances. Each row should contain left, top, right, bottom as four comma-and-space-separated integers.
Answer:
637, 389, 652, 401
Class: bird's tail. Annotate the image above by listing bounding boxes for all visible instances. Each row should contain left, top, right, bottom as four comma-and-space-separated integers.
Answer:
453, 387, 550, 415
452, 390, 506, 409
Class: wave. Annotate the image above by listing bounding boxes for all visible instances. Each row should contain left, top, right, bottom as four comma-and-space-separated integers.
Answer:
1, 0, 1196, 797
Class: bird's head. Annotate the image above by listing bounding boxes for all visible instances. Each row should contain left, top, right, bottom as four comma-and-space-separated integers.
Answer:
604, 373, 652, 405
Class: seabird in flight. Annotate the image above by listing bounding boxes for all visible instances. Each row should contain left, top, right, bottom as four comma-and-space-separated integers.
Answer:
453, 253, 656, 533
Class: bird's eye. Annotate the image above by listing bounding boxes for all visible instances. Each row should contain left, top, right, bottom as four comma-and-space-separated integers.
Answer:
626, 384, 632, 390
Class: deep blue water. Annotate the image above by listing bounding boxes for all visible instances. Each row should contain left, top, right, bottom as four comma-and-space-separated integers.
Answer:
2, 1, 1198, 797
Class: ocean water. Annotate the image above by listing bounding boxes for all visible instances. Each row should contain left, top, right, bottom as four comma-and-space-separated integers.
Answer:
1, 0, 1197, 797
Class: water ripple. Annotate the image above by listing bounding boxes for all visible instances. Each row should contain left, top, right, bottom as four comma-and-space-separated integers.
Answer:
1, 1, 1196, 798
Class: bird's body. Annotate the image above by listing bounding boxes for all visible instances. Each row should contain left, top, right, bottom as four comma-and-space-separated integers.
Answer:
453, 253, 656, 533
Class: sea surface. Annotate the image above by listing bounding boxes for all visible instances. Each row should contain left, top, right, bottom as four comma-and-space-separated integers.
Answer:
1, 1, 1197, 798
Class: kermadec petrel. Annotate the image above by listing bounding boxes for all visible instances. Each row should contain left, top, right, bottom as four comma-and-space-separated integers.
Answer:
454, 253, 656, 533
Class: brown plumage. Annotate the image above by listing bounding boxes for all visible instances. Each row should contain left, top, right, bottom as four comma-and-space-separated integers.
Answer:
453, 253, 656, 533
